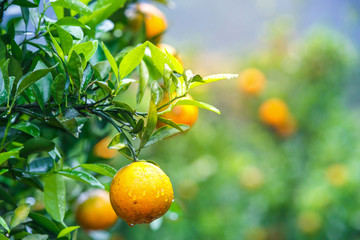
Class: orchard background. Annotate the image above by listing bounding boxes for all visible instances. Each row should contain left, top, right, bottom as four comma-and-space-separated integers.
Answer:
1, 0, 360, 240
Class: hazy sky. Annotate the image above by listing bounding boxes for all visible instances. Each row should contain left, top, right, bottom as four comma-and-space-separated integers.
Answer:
162, 0, 360, 56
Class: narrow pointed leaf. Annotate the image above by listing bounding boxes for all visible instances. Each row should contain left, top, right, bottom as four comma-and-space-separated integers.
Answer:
57, 226, 80, 238
44, 174, 66, 222
139, 100, 157, 149
175, 99, 221, 114
57, 170, 104, 189
144, 124, 190, 147
136, 60, 149, 105
77, 163, 117, 178
119, 42, 147, 79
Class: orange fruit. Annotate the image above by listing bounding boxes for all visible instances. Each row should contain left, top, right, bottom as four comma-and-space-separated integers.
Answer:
157, 93, 199, 128
128, 3, 167, 42
259, 98, 289, 127
238, 68, 266, 95
109, 161, 174, 226
75, 189, 118, 230
157, 43, 183, 65
93, 137, 118, 159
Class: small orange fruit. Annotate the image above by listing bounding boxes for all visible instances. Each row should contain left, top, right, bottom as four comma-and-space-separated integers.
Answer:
238, 68, 266, 95
127, 3, 167, 42
109, 161, 174, 226
157, 43, 183, 65
157, 93, 199, 128
93, 137, 118, 159
259, 98, 289, 127
75, 189, 118, 230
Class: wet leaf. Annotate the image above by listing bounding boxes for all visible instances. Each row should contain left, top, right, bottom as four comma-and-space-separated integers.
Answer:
57, 226, 79, 238
76, 163, 117, 178
44, 174, 66, 223
144, 124, 189, 147
12, 122, 40, 137
57, 170, 104, 189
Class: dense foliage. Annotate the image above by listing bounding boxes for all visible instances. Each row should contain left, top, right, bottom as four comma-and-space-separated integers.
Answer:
0, 0, 236, 239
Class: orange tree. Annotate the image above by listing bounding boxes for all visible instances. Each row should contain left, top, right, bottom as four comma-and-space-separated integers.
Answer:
0, 0, 237, 239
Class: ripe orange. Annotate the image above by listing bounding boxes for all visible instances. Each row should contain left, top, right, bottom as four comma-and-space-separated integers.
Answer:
93, 137, 118, 159
75, 189, 118, 230
157, 43, 183, 65
127, 3, 167, 42
157, 93, 199, 128
238, 68, 266, 95
259, 98, 289, 127
109, 161, 174, 226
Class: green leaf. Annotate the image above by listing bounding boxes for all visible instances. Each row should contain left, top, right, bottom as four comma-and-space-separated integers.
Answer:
67, 51, 82, 91
94, 61, 110, 79
150, 81, 163, 105
48, 30, 64, 60
29, 213, 59, 234
108, 133, 127, 150
94, 81, 112, 94
0, 187, 17, 206
10, 203, 31, 229
102, 42, 118, 80
0, 151, 20, 166
51, 73, 65, 105
12, 122, 40, 137
12, 0, 38, 7
93, 0, 126, 22
119, 42, 147, 79
157, 117, 185, 132
130, 118, 144, 134
56, 25, 73, 55
112, 101, 133, 112
28, 157, 54, 173
0, 234, 9, 240
55, 17, 90, 29
147, 42, 182, 75
0, 216, 9, 233
139, 100, 157, 149
164, 48, 183, 74
76, 163, 116, 178
16, 64, 58, 98
1, 59, 11, 104
69, 41, 98, 67
175, 99, 220, 114
11, 40, 23, 61
50, 0, 92, 15
32, 83, 45, 112
0, 169, 9, 175
57, 226, 80, 239
22, 234, 48, 240
188, 73, 238, 90
20, 137, 55, 157
137, 60, 149, 106
57, 170, 104, 189
61, 26, 83, 39
44, 174, 66, 223
144, 124, 190, 147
